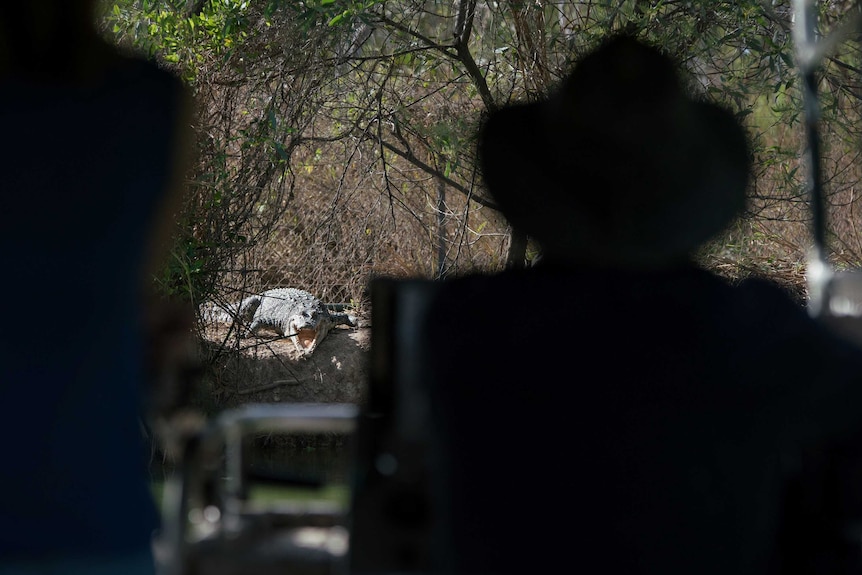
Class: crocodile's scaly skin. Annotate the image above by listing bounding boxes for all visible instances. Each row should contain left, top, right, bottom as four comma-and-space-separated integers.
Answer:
229, 288, 355, 356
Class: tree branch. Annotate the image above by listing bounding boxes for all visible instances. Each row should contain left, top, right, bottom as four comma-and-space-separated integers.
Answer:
368, 130, 498, 210
454, 0, 497, 112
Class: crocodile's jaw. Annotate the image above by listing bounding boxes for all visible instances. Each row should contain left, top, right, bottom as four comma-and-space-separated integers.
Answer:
296, 328, 320, 353
289, 319, 325, 356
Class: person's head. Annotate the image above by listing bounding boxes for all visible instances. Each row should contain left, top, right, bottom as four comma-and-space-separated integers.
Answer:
478, 34, 751, 268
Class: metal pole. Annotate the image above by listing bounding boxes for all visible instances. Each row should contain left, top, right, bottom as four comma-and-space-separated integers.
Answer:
793, 0, 828, 266
792, 0, 837, 318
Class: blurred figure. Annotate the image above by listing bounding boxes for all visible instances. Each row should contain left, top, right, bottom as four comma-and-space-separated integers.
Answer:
0, 2, 191, 574
423, 35, 862, 574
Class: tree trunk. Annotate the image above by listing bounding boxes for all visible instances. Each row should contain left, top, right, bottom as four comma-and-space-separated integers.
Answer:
436, 178, 447, 279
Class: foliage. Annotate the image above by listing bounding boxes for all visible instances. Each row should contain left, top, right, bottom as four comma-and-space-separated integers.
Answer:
101, 0, 349, 308
98, 0, 862, 309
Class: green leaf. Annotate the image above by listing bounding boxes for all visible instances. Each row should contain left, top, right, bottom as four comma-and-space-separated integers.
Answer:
274, 141, 289, 161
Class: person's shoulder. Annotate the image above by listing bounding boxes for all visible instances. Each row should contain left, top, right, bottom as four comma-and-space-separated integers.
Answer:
434, 267, 561, 299
735, 274, 806, 305
736, 275, 862, 362
728, 275, 820, 333
431, 271, 502, 308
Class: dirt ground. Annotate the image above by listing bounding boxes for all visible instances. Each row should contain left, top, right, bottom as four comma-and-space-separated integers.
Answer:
193, 320, 371, 414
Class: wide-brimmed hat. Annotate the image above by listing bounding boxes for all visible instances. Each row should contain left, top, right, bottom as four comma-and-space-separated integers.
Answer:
478, 35, 751, 267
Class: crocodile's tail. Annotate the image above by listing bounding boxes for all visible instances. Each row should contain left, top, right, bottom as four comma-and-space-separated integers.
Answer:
201, 295, 262, 326
234, 295, 263, 323
199, 302, 232, 324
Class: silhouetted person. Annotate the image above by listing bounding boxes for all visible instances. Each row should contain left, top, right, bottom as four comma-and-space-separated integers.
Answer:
422, 35, 862, 574
0, 2, 191, 573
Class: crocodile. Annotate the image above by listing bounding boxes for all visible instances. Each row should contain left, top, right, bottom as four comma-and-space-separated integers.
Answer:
213, 288, 357, 356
